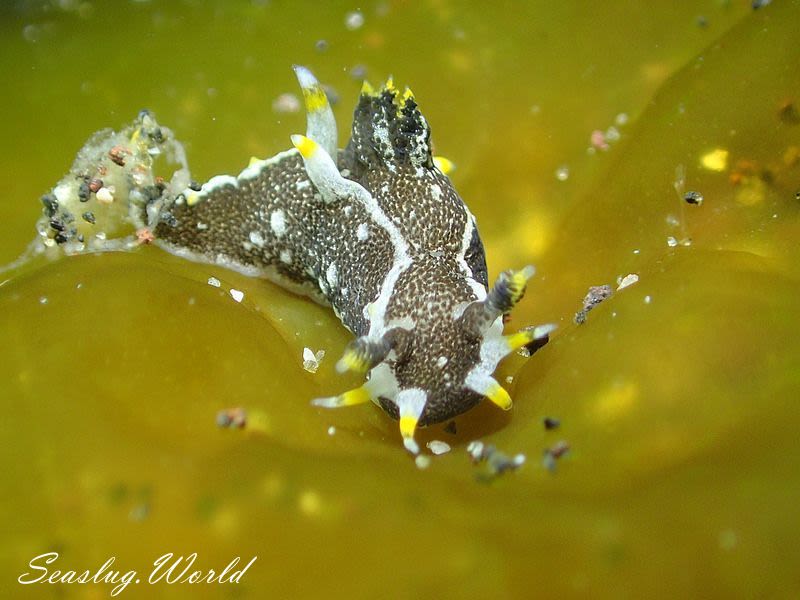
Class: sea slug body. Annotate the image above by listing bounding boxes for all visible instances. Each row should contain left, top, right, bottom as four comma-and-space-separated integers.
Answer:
40, 66, 555, 454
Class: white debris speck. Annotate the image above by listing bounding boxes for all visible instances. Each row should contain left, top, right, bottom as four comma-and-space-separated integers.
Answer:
207, 276, 221, 288
303, 347, 326, 373
270, 210, 286, 237
327, 426, 336, 436
356, 222, 369, 241
616, 273, 639, 290
615, 112, 629, 126
280, 249, 293, 264
344, 10, 364, 30
415, 455, 431, 470
505, 375, 514, 384
96, 186, 114, 204
604, 125, 621, 142
229, 288, 244, 303
326, 263, 338, 288
633, 248, 640, 255
426, 440, 451, 455
666, 214, 681, 227
436, 356, 448, 368
667, 236, 679, 247
467, 440, 485, 461
644, 295, 652, 304
39, 296, 48, 305
512, 454, 526, 467
555, 164, 570, 181
249, 230, 265, 248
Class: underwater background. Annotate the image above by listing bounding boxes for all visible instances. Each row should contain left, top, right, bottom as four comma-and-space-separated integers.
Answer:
1, 0, 799, 597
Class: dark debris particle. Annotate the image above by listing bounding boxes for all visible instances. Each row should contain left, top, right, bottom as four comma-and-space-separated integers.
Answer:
684, 190, 704, 205
574, 284, 613, 324
752, 0, 771, 9
49, 219, 65, 232
88, 178, 103, 193
108, 145, 128, 167
41, 194, 58, 217
542, 416, 560, 431
77, 181, 91, 202
778, 99, 800, 124
695, 15, 708, 28
523, 332, 549, 356
54, 232, 68, 244
147, 127, 164, 143
82, 211, 96, 224
188, 180, 202, 192
314, 39, 329, 53
349, 64, 368, 80
216, 407, 246, 429
795, 191, 800, 201
542, 440, 570, 473
77, 234, 84, 243
467, 440, 526, 482
444, 420, 457, 435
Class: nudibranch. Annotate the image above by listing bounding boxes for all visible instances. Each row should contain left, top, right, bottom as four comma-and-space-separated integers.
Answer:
150, 67, 554, 453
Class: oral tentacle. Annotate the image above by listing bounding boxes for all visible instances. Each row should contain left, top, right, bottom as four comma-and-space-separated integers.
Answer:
293, 65, 338, 160
311, 384, 372, 408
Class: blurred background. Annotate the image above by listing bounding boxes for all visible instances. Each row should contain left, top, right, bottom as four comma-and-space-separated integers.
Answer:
1, 1, 798, 598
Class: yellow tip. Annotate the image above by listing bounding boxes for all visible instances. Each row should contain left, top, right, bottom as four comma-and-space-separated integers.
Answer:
248, 156, 262, 167
505, 330, 535, 353
302, 85, 329, 113
433, 156, 456, 175
361, 80, 375, 96
384, 76, 395, 92
486, 381, 513, 411
337, 348, 370, 374
186, 192, 200, 207
291, 134, 317, 158
399, 415, 418, 438
340, 387, 371, 406
129, 127, 141, 144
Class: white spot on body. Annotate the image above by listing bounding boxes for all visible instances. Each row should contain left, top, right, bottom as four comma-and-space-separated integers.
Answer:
356, 223, 369, 241
280, 249, 293, 264
249, 230, 265, 248
430, 183, 442, 201
436, 356, 448, 368
270, 210, 287, 237
326, 263, 338, 288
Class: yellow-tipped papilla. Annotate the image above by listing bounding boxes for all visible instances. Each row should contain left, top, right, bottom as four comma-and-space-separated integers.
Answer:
291, 134, 318, 159
311, 385, 372, 408
507, 265, 536, 305
485, 379, 513, 411
360, 80, 375, 96
433, 156, 456, 175
503, 324, 557, 354
396, 389, 427, 454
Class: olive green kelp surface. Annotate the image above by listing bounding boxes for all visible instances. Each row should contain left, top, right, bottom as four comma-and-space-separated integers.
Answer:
1, 1, 798, 598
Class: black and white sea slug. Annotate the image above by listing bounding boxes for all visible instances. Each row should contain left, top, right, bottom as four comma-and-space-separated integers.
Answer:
152, 67, 553, 453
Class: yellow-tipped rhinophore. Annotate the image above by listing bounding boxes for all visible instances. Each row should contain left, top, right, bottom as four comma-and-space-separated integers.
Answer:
433, 156, 456, 175
384, 76, 396, 93
336, 345, 372, 374
311, 385, 371, 408
506, 265, 536, 306
485, 379, 513, 411
186, 192, 201, 207
291, 134, 318, 159
301, 84, 330, 113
